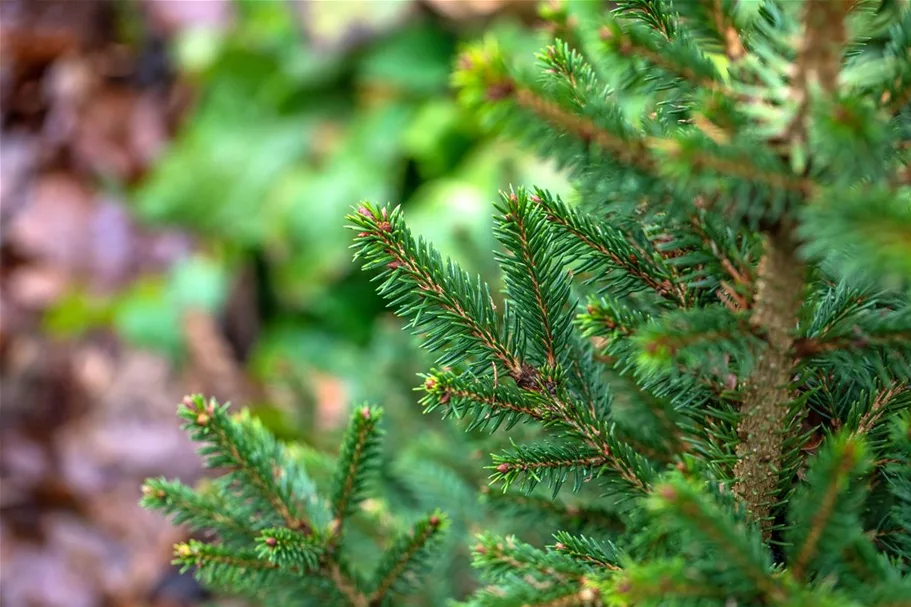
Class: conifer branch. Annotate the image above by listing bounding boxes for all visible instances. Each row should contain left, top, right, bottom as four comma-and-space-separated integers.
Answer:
613, 560, 726, 602
613, 0, 676, 40
856, 385, 905, 436
330, 406, 383, 545
176, 540, 284, 573
181, 396, 312, 533
649, 137, 813, 195
532, 190, 685, 304
368, 514, 446, 606
493, 454, 609, 479
689, 214, 756, 296
422, 371, 544, 427
786, 433, 877, 589
790, 437, 863, 581
349, 205, 521, 374
601, 19, 729, 93
652, 478, 786, 603
474, 534, 587, 585
330, 563, 369, 607
633, 306, 760, 373
512, 86, 652, 172
496, 189, 570, 367
792, 314, 911, 360
552, 538, 621, 572
509, 86, 812, 195
422, 368, 617, 471
257, 528, 324, 572
141, 479, 257, 539
487, 491, 626, 535
705, 0, 745, 60
525, 586, 601, 607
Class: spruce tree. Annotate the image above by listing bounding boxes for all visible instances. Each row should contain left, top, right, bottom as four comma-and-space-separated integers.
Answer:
143, 1, 911, 605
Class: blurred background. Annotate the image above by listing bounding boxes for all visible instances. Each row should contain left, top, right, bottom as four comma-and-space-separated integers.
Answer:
0, 1, 572, 605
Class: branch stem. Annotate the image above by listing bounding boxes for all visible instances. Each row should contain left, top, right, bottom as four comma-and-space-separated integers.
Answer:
732, 229, 805, 536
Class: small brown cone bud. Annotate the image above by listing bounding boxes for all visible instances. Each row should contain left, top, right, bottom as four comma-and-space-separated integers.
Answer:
424, 376, 437, 391
141, 484, 164, 499
357, 206, 372, 218
429, 515, 441, 527
554, 542, 566, 550
265, 536, 277, 547
377, 221, 392, 233
196, 413, 209, 426
497, 463, 510, 473
486, 81, 515, 100
182, 395, 194, 407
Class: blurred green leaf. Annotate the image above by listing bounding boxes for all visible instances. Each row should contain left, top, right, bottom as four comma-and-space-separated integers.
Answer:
402, 100, 473, 178
168, 256, 228, 313
43, 291, 114, 338
358, 21, 455, 93
134, 119, 312, 245
114, 279, 183, 356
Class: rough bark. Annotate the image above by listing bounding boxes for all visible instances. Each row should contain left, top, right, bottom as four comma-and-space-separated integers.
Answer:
733, 229, 804, 536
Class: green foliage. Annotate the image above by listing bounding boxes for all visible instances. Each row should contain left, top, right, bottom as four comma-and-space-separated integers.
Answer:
145, 1, 911, 606
143, 396, 445, 606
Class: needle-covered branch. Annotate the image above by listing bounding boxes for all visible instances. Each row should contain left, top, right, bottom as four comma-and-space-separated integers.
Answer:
531, 188, 685, 304
176, 395, 316, 532
330, 406, 384, 542
348, 204, 520, 376
648, 474, 785, 603
494, 187, 575, 369
368, 513, 447, 606
787, 433, 871, 581
143, 398, 443, 607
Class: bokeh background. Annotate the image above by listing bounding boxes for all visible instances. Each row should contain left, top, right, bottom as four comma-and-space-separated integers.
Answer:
0, 1, 571, 605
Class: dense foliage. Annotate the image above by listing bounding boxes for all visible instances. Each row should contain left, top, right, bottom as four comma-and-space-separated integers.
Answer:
144, 1, 911, 605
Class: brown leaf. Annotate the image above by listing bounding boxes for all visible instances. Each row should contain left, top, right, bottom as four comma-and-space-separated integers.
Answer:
7, 172, 95, 270
5, 264, 68, 310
